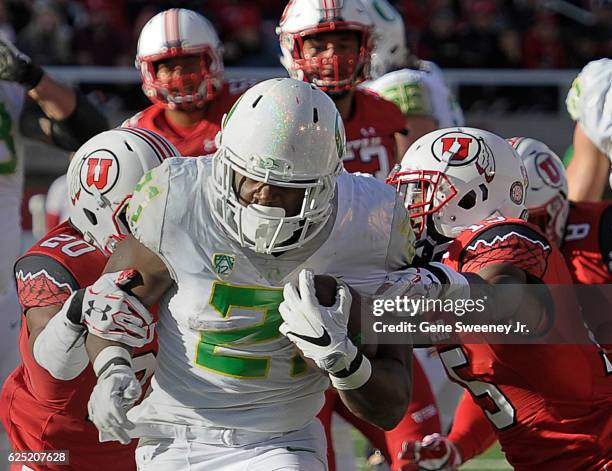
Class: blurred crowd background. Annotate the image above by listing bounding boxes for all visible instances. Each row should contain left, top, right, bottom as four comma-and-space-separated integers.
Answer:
4, 0, 611, 70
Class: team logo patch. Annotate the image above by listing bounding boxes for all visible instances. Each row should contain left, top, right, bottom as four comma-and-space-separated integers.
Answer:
213, 253, 235, 277
432, 132, 496, 183
535, 152, 563, 188
510, 181, 524, 204
79, 150, 120, 196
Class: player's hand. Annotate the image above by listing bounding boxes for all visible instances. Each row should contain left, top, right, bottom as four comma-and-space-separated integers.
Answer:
380, 263, 469, 314
80, 270, 155, 348
400, 434, 462, 471
88, 363, 140, 445
0, 35, 43, 89
279, 269, 356, 374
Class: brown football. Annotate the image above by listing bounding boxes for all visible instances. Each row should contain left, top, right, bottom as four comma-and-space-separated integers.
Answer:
313, 275, 377, 359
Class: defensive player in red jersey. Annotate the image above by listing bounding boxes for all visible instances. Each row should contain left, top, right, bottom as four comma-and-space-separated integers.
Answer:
512, 137, 612, 353
123, 8, 251, 156
386, 128, 611, 470
277, 0, 410, 181
0, 128, 179, 470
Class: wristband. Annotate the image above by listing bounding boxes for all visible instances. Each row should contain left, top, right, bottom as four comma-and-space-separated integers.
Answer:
93, 346, 132, 378
329, 351, 372, 390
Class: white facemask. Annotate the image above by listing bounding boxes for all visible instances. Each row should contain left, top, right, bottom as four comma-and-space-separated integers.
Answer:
235, 204, 301, 253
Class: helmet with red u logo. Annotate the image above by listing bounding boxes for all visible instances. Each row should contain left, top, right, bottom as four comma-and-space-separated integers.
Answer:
387, 127, 528, 250
67, 128, 180, 255
509, 136, 569, 245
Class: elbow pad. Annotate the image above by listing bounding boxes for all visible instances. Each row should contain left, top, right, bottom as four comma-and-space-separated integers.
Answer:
33, 291, 89, 380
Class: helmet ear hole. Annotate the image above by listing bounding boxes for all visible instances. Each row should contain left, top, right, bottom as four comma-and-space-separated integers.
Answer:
84, 209, 98, 226
458, 190, 477, 210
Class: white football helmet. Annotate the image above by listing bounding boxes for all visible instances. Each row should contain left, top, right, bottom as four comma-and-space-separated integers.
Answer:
135, 8, 223, 110
67, 128, 180, 255
277, 0, 374, 93
211, 78, 345, 254
387, 127, 528, 256
509, 137, 569, 246
361, 0, 408, 79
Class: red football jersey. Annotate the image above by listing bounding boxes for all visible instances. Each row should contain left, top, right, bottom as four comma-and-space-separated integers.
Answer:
562, 201, 612, 284
122, 80, 252, 156
0, 222, 157, 471
342, 89, 405, 181
439, 216, 612, 471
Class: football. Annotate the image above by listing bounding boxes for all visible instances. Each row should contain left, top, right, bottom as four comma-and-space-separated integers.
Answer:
313, 275, 377, 359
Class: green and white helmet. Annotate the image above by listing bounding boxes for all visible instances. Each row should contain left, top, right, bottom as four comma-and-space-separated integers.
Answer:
211, 78, 345, 254
362, 0, 408, 79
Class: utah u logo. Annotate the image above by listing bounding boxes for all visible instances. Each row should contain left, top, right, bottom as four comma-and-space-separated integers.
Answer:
440, 137, 472, 161
79, 150, 119, 195
86, 158, 114, 189
535, 153, 563, 188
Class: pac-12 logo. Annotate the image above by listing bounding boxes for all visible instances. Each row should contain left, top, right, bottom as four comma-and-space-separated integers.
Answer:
79, 150, 119, 195
431, 131, 495, 182
535, 152, 564, 189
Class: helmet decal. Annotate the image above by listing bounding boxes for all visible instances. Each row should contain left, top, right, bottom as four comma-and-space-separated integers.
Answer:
81, 151, 119, 194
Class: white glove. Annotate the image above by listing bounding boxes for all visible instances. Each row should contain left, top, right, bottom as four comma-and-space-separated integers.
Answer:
400, 434, 462, 471
82, 270, 155, 348
88, 348, 140, 445
380, 263, 470, 316
279, 269, 355, 374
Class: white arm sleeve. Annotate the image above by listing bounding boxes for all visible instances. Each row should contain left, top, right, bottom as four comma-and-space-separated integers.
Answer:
33, 291, 88, 380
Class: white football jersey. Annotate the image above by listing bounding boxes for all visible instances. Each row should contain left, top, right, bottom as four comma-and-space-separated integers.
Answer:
566, 58, 612, 159
364, 64, 464, 128
125, 157, 415, 434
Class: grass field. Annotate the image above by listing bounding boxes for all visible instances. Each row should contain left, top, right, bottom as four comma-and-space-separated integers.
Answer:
352, 429, 512, 470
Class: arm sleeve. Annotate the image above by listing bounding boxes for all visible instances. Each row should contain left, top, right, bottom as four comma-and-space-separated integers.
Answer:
19, 89, 109, 151
14, 254, 78, 310
448, 392, 497, 463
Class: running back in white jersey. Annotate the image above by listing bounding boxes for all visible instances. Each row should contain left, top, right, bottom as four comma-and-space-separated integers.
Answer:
364, 66, 464, 128
566, 58, 612, 159
125, 157, 415, 434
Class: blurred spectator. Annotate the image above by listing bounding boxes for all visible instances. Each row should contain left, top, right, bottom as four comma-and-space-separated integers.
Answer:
458, 0, 514, 68
210, 0, 262, 64
71, 8, 130, 66
0, 1, 15, 43
16, 0, 71, 65
417, 9, 463, 67
522, 14, 566, 68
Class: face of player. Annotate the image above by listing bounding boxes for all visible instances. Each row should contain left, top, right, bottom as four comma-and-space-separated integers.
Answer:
155, 54, 203, 95
233, 172, 305, 217
301, 31, 360, 83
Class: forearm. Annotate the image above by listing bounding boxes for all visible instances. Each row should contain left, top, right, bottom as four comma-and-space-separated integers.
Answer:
337, 347, 412, 430
27, 74, 76, 120
567, 124, 609, 201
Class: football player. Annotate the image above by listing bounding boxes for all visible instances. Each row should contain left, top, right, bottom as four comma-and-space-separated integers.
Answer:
277, 0, 410, 180
0, 35, 108, 458
0, 128, 179, 470
78, 78, 435, 471
362, 0, 464, 148
388, 128, 611, 471
565, 58, 612, 201
511, 136, 612, 352
123, 8, 252, 156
